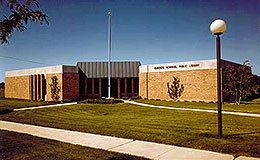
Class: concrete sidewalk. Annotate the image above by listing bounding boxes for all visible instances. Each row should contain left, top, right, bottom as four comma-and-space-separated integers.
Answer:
1, 120, 259, 160
124, 100, 260, 118
13, 102, 77, 111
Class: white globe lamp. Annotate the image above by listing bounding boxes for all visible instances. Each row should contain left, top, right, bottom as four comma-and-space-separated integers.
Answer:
210, 19, 226, 35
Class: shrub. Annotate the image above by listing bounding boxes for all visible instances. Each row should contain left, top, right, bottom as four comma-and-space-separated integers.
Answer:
130, 96, 142, 100
49, 76, 61, 101
78, 99, 124, 104
61, 99, 72, 103
167, 76, 184, 101
49, 101, 61, 104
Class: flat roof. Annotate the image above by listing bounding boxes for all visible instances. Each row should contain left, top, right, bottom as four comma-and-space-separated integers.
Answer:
5, 65, 78, 77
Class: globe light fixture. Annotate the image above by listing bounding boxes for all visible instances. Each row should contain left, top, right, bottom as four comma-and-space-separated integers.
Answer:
210, 19, 226, 35
210, 19, 226, 138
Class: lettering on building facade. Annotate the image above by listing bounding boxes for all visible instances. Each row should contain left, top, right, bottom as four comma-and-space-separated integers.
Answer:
154, 63, 200, 70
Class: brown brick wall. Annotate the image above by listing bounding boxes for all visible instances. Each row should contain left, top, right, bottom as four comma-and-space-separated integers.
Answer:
46, 73, 63, 101
139, 69, 217, 102
5, 75, 30, 100
63, 73, 79, 100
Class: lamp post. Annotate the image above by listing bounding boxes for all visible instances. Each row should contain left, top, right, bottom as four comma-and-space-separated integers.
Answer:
210, 19, 226, 138
108, 11, 111, 99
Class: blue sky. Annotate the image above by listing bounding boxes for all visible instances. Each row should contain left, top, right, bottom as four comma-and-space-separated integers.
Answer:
0, 0, 259, 82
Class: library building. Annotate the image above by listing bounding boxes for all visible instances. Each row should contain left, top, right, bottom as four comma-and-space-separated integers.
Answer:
5, 59, 251, 102
5, 61, 140, 101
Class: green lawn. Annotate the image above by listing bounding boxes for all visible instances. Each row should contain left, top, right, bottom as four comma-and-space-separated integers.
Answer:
133, 99, 260, 114
0, 98, 54, 109
0, 103, 260, 158
0, 130, 149, 160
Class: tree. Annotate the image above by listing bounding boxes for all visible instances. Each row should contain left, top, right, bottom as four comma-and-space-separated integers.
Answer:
0, 0, 48, 44
0, 82, 4, 88
223, 60, 260, 104
167, 76, 184, 101
49, 76, 60, 101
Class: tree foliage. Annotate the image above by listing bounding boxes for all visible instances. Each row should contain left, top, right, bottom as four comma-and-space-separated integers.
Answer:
167, 76, 184, 101
0, 0, 48, 44
0, 82, 5, 88
223, 60, 260, 104
49, 76, 60, 101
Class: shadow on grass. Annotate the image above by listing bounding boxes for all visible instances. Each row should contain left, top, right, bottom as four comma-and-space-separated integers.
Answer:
200, 131, 260, 139
227, 131, 260, 137
0, 107, 13, 115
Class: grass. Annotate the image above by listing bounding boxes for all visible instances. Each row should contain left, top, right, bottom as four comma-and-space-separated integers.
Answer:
134, 99, 260, 114
1, 103, 260, 158
0, 130, 149, 160
0, 98, 54, 109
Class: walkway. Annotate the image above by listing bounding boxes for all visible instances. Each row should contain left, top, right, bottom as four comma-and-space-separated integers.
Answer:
1, 120, 259, 160
124, 100, 260, 118
13, 102, 77, 111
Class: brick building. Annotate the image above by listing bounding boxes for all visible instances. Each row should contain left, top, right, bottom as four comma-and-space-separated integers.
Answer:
5, 65, 79, 101
139, 59, 246, 102
5, 61, 140, 101
5, 59, 251, 102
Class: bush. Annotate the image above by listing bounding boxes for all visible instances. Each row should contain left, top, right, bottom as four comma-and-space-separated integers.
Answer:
78, 99, 124, 104
122, 97, 129, 100
167, 76, 184, 101
130, 96, 142, 100
49, 101, 61, 104
61, 99, 72, 103
0, 107, 13, 114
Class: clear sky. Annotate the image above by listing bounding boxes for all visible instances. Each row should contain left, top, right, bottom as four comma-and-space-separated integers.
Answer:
0, 0, 259, 82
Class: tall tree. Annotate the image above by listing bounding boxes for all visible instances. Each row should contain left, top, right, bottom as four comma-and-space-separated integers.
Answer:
0, 0, 48, 44
223, 60, 260, 104
0, 82, 4, 88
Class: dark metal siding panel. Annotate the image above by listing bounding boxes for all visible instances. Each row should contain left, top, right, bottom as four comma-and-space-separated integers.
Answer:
122, 62, 126, 77
119, 62, 123, 77
110, 62, 115, 77
126, 62, 130, 77
104, 62, 108, 78
89, 62, 92, 77
100, 62, 103, 78
129, 62, 133, 77
77, 61, 140, 78
116, 62, 119, 77
84, 62, 87, 77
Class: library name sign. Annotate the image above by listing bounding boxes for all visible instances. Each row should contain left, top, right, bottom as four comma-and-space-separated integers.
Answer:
154, 63, 200, 70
